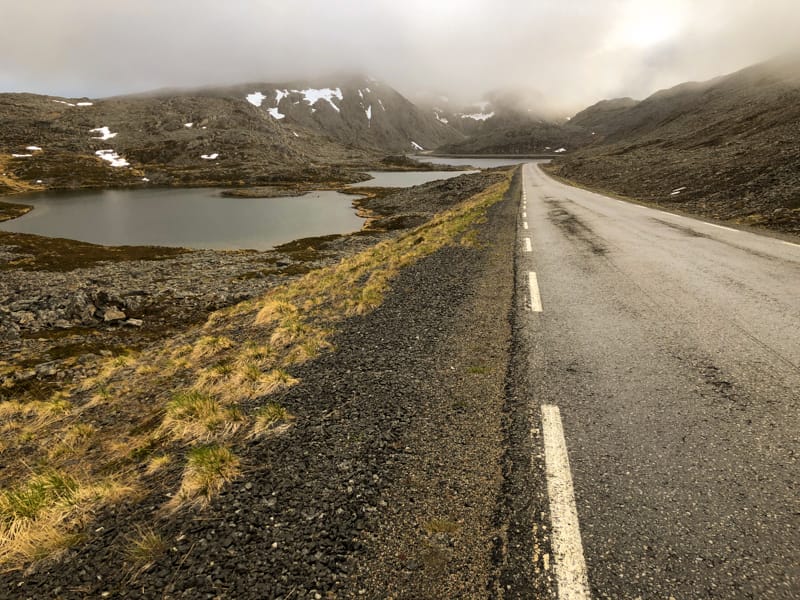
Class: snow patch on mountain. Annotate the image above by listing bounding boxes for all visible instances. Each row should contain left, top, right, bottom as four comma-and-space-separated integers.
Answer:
461, 112, 495, 121
91, 127, 118, 140
247, 92, 267, 107
410, 141, 424, 151
95, 149, 129, 167
201, 153, 219, 160
268, 107, 285, 120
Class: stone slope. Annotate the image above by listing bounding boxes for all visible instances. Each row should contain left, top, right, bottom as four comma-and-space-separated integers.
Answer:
549, 55, 800, 233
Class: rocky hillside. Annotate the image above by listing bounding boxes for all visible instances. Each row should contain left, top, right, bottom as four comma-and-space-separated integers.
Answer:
549, 55, 800, 233
0, 77, 462, 192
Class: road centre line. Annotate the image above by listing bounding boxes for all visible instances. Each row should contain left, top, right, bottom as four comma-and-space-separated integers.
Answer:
523, 221, 529, 230
523, 211, 527, 218
524, 237, 532, 253
528, 272, 542, 312
541, 404, 591, 600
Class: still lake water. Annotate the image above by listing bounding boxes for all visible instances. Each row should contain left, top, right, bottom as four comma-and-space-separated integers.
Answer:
412, 156, 539, 168
0, 188, 365, 250
349, 170, 477, 188
0, 161, 537, 250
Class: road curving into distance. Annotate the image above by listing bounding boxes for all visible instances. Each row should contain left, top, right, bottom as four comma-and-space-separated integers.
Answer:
517, 161, 799, 599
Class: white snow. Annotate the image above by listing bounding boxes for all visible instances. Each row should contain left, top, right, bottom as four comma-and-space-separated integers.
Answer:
461, 112, 495, 121
26, 146, 42, 151
76, 102, 93, 106
267, 107, 285, 120
275, 89, 290, 104
364, 87, 371, 93
545, 146, 551, 150
378, 99, 386, 111
434, 112, 449, 124
365, 105, 372, 122
90, 126, 118, 141
554, 147, 567, 153
246, 92, 267, 107
201, 153, 219, 160
11, 154, 32, 158
184, 122, 193, 128
142, 177, 150, 182
671, 186, 687, 196
292, 131, 299, 137
36, 179, 43, 184
53, 100, 75, 107
95, 149, 129, 167
410, 141, 424, 151
358, 89, 364, 100
300, 87, 343, 112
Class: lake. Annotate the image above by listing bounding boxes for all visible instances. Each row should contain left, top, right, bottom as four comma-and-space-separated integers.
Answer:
412, 156, 540, 168
0, 188, 365, 250
349, 170, 478, 188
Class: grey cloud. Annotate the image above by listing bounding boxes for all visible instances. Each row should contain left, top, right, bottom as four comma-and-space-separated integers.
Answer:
1, 0, 798, 113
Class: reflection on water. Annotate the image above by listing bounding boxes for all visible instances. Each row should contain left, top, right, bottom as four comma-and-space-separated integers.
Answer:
0, 188, 365, 250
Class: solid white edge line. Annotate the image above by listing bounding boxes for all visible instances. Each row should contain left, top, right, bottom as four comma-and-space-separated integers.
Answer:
524, 237, 532, 253
706, 223, 738, 233
782, 241, 800, 248
528, 271, 542, 312
523, 221, 529, 230
541, 405, 591, 600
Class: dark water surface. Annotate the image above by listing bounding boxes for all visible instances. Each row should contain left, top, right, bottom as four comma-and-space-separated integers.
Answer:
0, 188, 365, 250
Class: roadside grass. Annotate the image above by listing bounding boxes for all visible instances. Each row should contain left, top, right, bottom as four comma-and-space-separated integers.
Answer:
0, 169, 513, 569
170, 445, 240, 507
0, 470, 133, 566
126, 526, 167, 568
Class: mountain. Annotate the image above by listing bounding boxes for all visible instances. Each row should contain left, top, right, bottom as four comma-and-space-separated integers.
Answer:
427, 88, 591, 155
0, 77, 463, 191
548, 55, 800, 233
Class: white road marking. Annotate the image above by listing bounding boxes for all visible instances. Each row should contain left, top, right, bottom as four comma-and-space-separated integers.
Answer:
528, 272, 542, 312
524, 237, 532, 253
782, 241, 800, 248
523, 211, 527, 218
523, 221, 529, 230
706, 223, 738, 233
541, 404, 591, 600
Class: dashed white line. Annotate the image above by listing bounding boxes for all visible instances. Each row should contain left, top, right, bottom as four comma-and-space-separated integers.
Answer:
706, 223, 739, 233
541, 404, 591, 600
528, 271, 542, 312
524, 237, 532, 253
523, 221, 529, 230
523, 211, 527, 218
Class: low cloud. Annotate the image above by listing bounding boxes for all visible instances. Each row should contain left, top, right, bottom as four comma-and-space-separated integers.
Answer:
1, 0, 798, 113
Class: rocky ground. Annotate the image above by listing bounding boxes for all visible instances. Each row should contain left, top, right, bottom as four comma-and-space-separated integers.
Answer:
1, 168, 518, 598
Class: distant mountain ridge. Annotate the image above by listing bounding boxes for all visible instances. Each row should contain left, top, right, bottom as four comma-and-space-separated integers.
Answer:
0, 76, 463, 191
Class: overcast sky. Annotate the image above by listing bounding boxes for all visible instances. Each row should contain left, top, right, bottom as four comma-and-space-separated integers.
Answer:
2, 0, 799, 113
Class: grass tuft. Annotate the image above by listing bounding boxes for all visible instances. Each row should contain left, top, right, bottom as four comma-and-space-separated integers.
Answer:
162, 390, 241, 440
126, 526, 167, 567
173, 445, 240, 505
251, 402, 294, 437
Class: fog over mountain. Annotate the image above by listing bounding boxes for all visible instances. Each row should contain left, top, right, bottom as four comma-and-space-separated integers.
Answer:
2, 0, 799, 113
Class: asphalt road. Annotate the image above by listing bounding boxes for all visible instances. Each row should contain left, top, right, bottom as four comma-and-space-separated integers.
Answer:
518, 162, 800, 599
